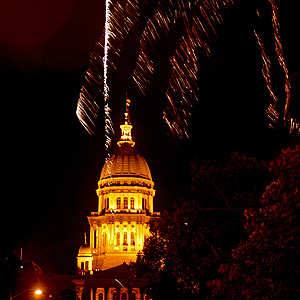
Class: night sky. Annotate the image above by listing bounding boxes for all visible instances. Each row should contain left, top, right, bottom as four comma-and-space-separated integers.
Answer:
1, 1, 299, 274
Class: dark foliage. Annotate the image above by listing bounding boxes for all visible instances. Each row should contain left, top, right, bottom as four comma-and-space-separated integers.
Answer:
132, 150, 300, 299
210, 146, 300, 299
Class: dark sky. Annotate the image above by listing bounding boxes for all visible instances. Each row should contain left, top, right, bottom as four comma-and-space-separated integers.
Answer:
1, 1, 299, 274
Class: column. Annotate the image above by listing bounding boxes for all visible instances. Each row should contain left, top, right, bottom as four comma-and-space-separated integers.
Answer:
104, 287, 109, 300
116, 287, 120, 300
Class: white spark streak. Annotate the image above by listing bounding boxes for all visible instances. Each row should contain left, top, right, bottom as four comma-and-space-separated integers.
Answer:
115, 279, 125, 288
104, 0, 115, 147
103, 0, 115, 180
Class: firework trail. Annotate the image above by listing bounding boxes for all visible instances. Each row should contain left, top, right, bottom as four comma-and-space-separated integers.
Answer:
76, 0, 115, 143
254, 0, 299, 134
132, 0, 233, 139
77, 0, 233, 140
76, 0, 140, 136
103, 0, 115, 152
77, 0, 298, 141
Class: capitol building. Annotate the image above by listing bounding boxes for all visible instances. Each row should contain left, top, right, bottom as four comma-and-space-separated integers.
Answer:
73, 99, 159, 300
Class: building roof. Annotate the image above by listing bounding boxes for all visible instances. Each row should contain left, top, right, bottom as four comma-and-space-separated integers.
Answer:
78, 233, 92, 256
99, 145, 152, 181
79, 263, 149, 288
91, 262, 131, 279
100, 98, 152, 181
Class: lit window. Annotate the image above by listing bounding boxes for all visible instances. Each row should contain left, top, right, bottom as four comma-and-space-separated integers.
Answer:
116, 197, 121, 209
116, 232, 120, 246
123, 232, 128, 246
130, 197, 135, 209
94, 230, 97, 248
123, 197, 128, 209
130, 232, 135, 246
103, 232, 107, 247
142, 198, 145, 210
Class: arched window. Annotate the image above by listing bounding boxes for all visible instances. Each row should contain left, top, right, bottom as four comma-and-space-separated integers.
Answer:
123, 232, 128, 246
130, 292, 136, 300
94, 230, 97, 248
113, 292, 118, 300
103, 232, 107, 247
130, 232, 135, 246
130, 197, 135, 209
123, 197, 128, 209
142, 198, 145, 210
98, 293, 104, 300
116, 197, 121, 209
116, 232, 120, 246
121, 292, 127, 300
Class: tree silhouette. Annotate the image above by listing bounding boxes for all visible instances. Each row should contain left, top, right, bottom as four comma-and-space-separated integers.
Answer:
133, 152, 272, 299
211, 146, 300, 299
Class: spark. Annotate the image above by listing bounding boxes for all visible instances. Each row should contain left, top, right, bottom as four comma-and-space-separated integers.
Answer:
115, 278, 125, 288
77, 0, 234, 140
268, 0, 291, 127
254, 29, 280, 128
255, 0, 296, 134
133, 0, 234, 140
110, 209, 116, 219
77, 0, 296, 142
103, 0, 114, 151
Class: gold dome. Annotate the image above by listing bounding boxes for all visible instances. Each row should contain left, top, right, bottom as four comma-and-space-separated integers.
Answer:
78, 233, 92, 256
78, 243, 92, 256
100, 97, 152, 182
100, 145, 152, 181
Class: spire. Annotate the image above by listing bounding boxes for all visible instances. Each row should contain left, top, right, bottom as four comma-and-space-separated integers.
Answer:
117, 96, 135, 147
124, 94, 131, 125
84, 232, 87, 244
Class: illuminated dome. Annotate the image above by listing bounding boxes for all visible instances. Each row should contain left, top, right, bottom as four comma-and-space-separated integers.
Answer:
100, 146, 152, 181
78, 233, 92, 256
78, 244, 92, 255
99, 98, 152, 183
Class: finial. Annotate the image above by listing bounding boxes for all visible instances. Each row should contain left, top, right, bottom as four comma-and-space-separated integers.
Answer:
84, 232, 87, 244
117, 95, 135, 147
125, 94, 131, 124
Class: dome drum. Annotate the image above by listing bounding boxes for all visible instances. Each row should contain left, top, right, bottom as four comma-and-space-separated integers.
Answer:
97, 177, 154, 190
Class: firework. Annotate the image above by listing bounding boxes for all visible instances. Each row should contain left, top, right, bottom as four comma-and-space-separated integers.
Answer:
77, 0, 297, 142
255, 0, 298, 134
77, 0, 234, 140
132, 0, 233, 139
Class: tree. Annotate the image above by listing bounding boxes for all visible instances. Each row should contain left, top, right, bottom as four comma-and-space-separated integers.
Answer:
211, 146, 300, 299
133, 153, 270, 299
